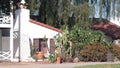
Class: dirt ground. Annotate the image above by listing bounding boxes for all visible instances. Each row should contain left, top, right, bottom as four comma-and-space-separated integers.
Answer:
0, 61, 120, 68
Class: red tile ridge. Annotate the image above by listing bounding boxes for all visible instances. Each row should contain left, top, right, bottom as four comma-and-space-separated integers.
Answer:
109, 22, 120, 27
29, 19, 62, 33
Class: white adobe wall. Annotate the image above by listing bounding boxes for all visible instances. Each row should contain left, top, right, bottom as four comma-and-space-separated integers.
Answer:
0, 29, 2, 51
27, 22, 60, 57
110, 18, 120, 26
27, 22, 60, 40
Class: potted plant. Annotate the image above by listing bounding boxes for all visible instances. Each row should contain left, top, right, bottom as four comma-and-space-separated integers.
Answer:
35, 51, 43, 60
33, 47, 44, 62
56, 55, 61, 63
55, 45, 62, 64
54, 34, 63, 63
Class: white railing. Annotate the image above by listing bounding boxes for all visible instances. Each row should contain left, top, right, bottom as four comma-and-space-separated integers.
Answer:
13, 31, 19, 39
0, 50, 11, 61
0, 15, 11, 28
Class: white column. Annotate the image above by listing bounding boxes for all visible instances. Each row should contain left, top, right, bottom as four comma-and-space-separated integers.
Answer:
19, 9, 31, 61
10, 13, 13, 62
21, 0, 26, 4
47, 38, 50, 56
0, 29, 2, 51
14, 1, 31, 61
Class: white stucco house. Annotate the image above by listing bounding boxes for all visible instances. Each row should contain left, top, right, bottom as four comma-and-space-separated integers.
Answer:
1, 0, 120, 62
0, 0, 61, 62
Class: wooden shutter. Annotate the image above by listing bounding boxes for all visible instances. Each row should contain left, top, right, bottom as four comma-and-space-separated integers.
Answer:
50, 39, 55, 54
33, 38, 39, 51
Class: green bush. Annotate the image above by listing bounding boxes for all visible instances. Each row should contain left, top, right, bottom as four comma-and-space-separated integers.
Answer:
49, 53, 57, 63
80, 41, 108, 62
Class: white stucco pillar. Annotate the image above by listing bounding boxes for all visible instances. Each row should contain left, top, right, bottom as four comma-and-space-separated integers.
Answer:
13, 0, 31, 62
0, 29, 2, 51
47, 38, 50, 56
19, 8, 31, 62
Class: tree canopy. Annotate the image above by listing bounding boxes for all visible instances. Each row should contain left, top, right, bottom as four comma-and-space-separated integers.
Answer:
28, 0, 120, 28
0, 0, 120, 31
1, 0, 120, 27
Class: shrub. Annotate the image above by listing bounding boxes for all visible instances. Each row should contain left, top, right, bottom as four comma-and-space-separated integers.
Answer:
109, 44, 120, 59
80, 41, 108, 62
49, 53, 57, 63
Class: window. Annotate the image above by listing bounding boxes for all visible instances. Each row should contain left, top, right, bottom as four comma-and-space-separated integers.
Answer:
33, 38, 47, 53
1, 28, 10, 37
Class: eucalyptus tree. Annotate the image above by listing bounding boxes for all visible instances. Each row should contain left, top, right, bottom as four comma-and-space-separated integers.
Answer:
26, 0, 36, 15
90, 0, 120, 19
38, 0, 71, 28
0, 0, 10, 15
42, 0, 61, 27
11, 0, 120, 27
72, 0, 120, 19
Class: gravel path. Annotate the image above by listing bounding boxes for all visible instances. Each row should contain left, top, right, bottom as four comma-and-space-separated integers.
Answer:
0, 62, 120, 68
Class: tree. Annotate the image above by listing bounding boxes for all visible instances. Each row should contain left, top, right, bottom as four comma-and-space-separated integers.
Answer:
26, 0, 36, 15
53, 1, 113, 59
38, 0, 71, 28
11, 0, 120, 28
90, 0, 120, 19
0, 0, 10, 15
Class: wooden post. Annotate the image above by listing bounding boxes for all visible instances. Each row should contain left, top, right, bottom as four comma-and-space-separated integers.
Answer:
10, 12, 14, 62
0, 29, 2, 51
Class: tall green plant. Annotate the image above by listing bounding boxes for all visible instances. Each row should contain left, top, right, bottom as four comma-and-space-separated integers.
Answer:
70, 24, 107, 50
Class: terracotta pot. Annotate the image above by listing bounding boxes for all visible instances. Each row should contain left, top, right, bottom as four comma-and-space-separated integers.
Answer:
35, 52, 43, 59
57, 56, 61, 64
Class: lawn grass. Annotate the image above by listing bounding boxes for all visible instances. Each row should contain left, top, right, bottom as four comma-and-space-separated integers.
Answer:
74, 64, 120, 68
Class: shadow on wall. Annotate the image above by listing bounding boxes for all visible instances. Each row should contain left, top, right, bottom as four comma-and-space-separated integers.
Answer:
13, 32, 20, 58
29, 38, 34, 56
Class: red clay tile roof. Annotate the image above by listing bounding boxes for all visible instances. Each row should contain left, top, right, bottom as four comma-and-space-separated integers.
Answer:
29, 19, 62, 33
92, 22, 120, 39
